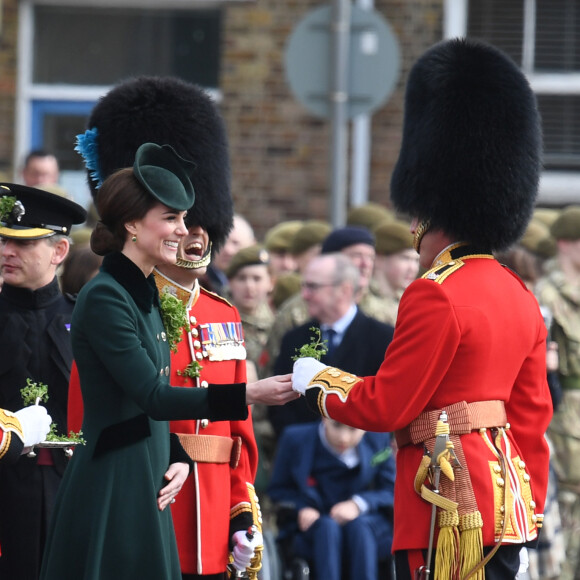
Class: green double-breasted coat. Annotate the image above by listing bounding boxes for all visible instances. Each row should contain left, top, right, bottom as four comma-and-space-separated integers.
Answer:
40, 252, 246, 580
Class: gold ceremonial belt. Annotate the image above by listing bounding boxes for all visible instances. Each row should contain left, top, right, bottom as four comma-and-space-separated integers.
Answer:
395, 400, 507, 448
176, 433, 241, 467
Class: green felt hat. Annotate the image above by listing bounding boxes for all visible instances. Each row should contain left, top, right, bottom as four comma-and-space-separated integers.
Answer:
133, 143, 195, 211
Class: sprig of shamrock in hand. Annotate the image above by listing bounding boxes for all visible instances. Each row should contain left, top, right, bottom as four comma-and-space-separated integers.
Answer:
292, 327, 328, 362
20, 379, 85, 444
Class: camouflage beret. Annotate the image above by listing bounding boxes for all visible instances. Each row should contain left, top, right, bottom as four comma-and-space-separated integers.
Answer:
226, 244, 270, 279
347, 202, 394, 231
271, 272, 302, 310
373, 219, 414, 255
264, 221, 303, 252
519, 219, 551, 254
291, 220, 332, 256
550, 206, 580, 240
536, 236, 557, 259
533, 207, 560, 229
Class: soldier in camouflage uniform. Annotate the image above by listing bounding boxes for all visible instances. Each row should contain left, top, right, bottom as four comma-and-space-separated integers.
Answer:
263, 221, 302, 278
225, 244, 277, 511
535, 206, 580, 580
371, 218, 420, 327
226, 244, 275, 375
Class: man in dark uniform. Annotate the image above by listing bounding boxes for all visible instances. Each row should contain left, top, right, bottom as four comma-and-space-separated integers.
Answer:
292, 38, 552, 579
0, 184, 86, 579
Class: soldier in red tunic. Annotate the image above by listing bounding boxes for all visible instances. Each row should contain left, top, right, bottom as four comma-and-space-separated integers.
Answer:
292, 38, 552, 580
69, 76, 295, 580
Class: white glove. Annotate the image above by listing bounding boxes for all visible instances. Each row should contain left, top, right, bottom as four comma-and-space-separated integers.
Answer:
13, 406, 52, 449
292, 357, 327, 395
231, 528, 263, 572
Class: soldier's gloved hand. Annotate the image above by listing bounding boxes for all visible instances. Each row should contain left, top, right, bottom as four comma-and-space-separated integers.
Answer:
231, 529, 263, 572
14, 406, 52, 450
292, 357, 327, 395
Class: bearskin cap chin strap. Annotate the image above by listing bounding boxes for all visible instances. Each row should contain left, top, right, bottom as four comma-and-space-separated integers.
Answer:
175, 242, 212, 270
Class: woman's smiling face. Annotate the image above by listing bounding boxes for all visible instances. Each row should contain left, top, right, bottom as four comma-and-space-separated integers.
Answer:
126, 202, 187, 274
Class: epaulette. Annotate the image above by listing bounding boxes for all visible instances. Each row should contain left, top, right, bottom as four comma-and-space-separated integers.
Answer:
200, 285, 235, 307
421, 259, 465, 284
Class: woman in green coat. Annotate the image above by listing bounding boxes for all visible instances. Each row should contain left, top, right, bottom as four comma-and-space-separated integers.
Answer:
40, 143, 250, 580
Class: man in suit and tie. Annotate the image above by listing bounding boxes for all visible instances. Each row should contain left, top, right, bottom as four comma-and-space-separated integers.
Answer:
270, 253, 394, 438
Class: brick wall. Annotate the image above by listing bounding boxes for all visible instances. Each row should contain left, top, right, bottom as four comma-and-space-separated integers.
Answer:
0, 0, 19, 181
221, 0, 443, 239
0, 0, 443, 233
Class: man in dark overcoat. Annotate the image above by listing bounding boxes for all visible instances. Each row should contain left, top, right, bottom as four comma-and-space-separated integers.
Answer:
0, 184, 85, 579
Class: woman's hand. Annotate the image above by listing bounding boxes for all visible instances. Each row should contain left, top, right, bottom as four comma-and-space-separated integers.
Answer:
245, 374, 299, 406
157, 461, 189, 511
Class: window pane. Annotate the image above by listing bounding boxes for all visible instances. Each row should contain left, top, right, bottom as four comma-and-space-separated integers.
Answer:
33, 6, 221, 87
538, 95, 580, 169
536, 0, 580, 72
42, 113, 88, 172
467, 0, 524, 65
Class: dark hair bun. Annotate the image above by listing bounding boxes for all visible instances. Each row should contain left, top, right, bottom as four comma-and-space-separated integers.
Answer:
90, 221, 117, 256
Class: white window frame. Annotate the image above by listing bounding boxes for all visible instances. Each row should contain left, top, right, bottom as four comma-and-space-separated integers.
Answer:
15, 0, 230, 179
444, 0, 580, 205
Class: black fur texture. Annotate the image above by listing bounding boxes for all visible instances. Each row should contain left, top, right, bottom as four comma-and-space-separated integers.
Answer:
87, 76, 233, 249
390, 38, 542, 251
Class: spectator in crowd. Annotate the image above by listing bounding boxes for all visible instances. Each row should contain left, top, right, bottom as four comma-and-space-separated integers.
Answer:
292, 38, 551, 580
226, 244, 274, 378
268, 418, 396, 580
535, 206, 580, 580
59, 246, 103, 299
21, 150, 60, 188
270, 252, 394, 438
0, 183, 86, 579
225, 244, 278, 521
204, 213, 256, 297
270, 272, 302, 312
372, 218, 420, 326
263, 221, 303, 278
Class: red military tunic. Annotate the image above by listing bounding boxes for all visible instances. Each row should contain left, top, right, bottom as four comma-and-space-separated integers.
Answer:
154, 271, 259, 576
302, 245, 552, 553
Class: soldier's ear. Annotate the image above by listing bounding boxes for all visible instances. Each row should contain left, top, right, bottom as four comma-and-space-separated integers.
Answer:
50, 237, 70, 266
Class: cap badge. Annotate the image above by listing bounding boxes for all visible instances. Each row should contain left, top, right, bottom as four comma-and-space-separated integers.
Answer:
0, 196, 25, 226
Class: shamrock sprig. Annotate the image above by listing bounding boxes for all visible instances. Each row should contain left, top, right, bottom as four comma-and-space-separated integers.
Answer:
20, 379, 85, 444
0, 196, 17, 223
177, 361, 203, 383
159, 291, 190, 353
292, 326, 328, 362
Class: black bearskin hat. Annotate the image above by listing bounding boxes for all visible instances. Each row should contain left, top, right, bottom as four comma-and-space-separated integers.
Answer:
81, 76, 232, 250
390, 38, 542, 251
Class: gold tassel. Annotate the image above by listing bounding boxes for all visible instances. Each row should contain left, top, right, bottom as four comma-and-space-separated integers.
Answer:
435, 510, 460, 580
459, 512, 484, 580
